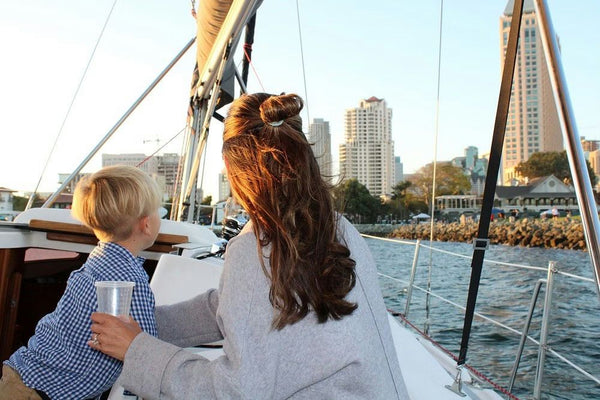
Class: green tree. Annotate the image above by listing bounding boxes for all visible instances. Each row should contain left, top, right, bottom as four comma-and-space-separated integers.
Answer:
201, 195, 212, 205
12, 195, 29, 211
332, 179, 383, 223
407, 162, 471, 208
515, 150, 597, 185
390, 181, 412, 219
199, 195, 213, 216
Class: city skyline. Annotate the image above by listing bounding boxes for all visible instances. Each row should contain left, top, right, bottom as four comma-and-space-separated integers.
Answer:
0, 1, 598, 202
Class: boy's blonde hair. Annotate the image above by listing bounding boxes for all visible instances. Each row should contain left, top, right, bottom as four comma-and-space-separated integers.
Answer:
71, 165, 162, 241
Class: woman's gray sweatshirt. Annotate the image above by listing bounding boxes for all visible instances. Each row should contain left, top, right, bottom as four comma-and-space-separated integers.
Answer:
119, 217, 409, 399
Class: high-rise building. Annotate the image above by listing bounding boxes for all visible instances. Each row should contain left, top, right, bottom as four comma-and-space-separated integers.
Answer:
588, 149, 600, 190
464, 146, 478, 170
500, 0, 563, 184
339, 97, 394, 197
394, 156, 404, 184
308, 118, 333, 180
218, 169, 231, 202
156, 153, 181, 199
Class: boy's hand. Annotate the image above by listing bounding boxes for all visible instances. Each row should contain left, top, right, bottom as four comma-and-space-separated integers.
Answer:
89, 313, 142, 361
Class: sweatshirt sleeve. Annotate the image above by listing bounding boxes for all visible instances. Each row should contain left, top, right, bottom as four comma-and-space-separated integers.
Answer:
118, 232, 260, 399
155, 289, 223, 347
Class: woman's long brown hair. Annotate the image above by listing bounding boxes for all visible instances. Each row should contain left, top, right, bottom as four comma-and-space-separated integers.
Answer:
222, 93, 357, 329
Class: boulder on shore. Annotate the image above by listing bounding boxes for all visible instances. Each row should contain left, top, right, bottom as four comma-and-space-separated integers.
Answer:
373, 219, 588, 251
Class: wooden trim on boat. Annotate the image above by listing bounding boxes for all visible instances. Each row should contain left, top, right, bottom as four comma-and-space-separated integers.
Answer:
28, 219, 189, 253
0, 248, 26, 361
0, 220, 190, 360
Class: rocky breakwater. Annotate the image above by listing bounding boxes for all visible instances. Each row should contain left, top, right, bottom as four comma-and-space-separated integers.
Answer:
388, 218, 587, 251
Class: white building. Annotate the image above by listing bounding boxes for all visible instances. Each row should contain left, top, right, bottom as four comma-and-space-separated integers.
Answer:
102, 153, 158, 176
102, 153, 181, 201
500, 0, 563, 184
0, 187, 14, 212
308, 118, 333, 180
339, 97, 394, 197
218, 169, 231, 202
58, 173, 90, 194
156, 153, 181, 199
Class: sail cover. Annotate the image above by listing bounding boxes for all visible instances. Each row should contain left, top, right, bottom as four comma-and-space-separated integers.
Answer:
192, 0, 261, 108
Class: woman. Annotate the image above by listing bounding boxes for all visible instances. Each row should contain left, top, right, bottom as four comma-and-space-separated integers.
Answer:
89, 93, 409, 399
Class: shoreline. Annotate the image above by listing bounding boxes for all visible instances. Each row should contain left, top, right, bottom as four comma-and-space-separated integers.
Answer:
354, 218, 586, 251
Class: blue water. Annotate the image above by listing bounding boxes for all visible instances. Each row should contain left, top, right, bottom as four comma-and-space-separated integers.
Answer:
367, 238, 600, 400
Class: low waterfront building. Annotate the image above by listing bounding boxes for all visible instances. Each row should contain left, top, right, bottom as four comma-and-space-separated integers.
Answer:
436, 195, 482, 216
435, 175, 581, 218
495, 175, 579, 214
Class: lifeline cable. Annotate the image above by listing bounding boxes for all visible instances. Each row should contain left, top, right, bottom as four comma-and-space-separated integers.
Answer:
390, 310, 520, 400
27, 0, 119, 210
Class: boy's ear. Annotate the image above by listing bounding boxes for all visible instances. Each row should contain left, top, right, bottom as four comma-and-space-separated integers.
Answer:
139, 215, 151, 234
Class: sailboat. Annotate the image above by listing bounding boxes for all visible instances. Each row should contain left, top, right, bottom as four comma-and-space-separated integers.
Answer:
0, 0, 599, 399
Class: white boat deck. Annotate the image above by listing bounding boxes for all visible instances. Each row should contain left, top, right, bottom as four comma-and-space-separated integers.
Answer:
1, 209, 504, 399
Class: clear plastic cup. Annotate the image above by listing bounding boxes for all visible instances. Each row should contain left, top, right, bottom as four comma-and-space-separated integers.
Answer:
95, 281, 135, 316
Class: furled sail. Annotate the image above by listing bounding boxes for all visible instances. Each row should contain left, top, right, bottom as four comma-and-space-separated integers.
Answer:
194, 0, 236, 109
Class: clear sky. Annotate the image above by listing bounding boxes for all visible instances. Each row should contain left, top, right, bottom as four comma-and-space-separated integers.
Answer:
0, 1, 598, 202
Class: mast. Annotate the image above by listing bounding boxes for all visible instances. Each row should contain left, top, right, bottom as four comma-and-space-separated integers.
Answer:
174, 0, 262, 221
241, 14, 256, 86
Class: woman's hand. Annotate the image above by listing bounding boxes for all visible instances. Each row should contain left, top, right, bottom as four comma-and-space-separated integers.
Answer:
89, 313, 142, 361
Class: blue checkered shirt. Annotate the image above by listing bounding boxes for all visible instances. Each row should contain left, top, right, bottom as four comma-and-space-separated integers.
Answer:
6, 242, 158, 400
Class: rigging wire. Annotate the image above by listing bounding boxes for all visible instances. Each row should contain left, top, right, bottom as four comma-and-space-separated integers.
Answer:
136, 126, 186, 168
295, 0, 310, 129
26, 0, 119, 209
242, 46, 265, 92
424, 0, 444, 336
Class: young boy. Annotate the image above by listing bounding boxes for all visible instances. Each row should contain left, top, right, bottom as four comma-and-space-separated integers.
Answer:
0, 165, 162, 400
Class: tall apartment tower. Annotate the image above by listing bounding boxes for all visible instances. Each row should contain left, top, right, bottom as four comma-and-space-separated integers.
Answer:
394, 156, 404, 184
308, 118, 332, 179
500, 0, 563, 184
339, 97, 394, 197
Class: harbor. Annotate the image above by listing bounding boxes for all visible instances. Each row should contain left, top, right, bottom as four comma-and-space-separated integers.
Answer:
1, 1, 599, 399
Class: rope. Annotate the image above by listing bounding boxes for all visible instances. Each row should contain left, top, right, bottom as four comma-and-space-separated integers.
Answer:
242, 46, 265, 91
295, 0, 310, 129
390, 310, 521, 400
425, 0, 445, 335
27, 0, 119, 208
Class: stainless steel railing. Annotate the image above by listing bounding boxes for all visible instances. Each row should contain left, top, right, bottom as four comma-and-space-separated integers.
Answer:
365, 235, 600, 399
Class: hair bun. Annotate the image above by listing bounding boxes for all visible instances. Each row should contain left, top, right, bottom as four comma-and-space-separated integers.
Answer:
259, 93, 304, 126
